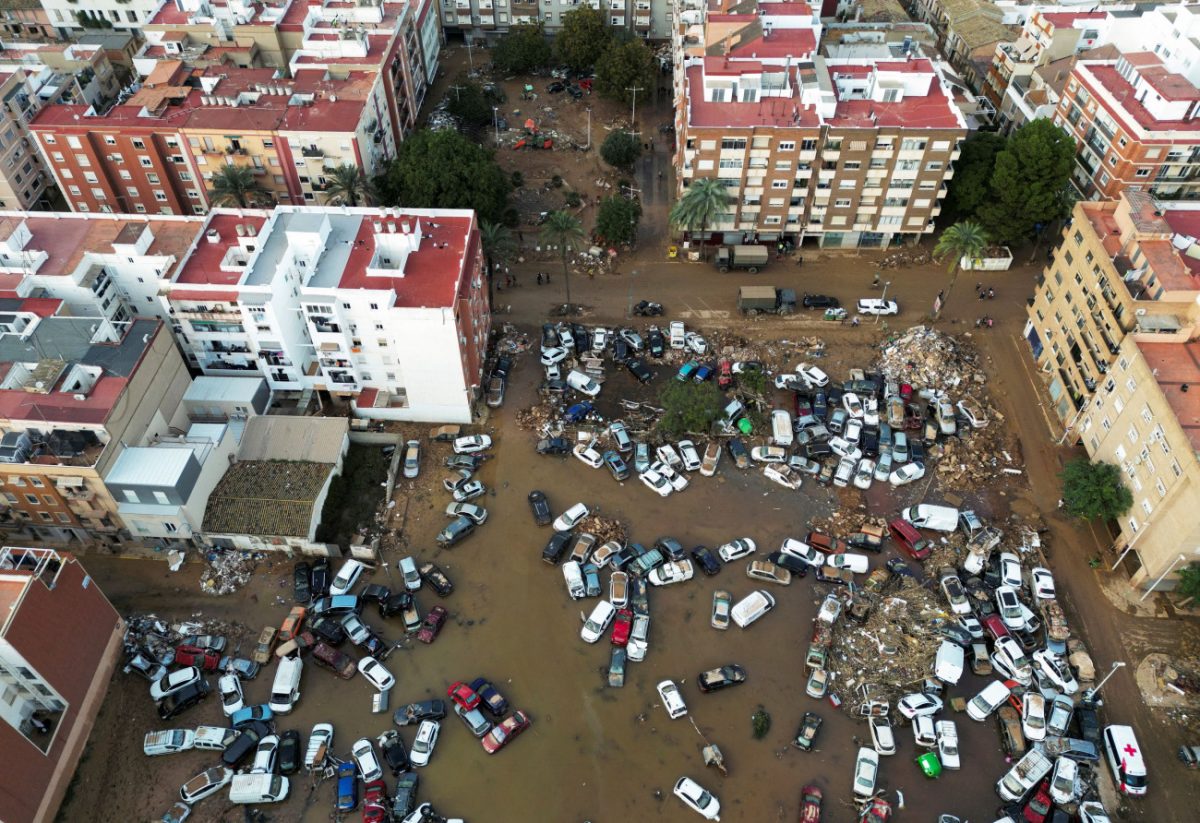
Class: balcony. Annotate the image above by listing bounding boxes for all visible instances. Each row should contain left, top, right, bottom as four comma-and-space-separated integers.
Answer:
204, 341, 250, 354
301, 145, 324, 158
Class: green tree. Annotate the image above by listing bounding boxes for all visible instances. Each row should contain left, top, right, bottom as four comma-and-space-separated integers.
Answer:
555, 7, 612, 71
595, 39, 656, 107
323, 163, 372, 207
1177, 564, 1200, 601
595, 196, 641, 245
600, 130, 641, 169
445, 77, 494, 132
978, 120, 1075, 242
492, 23, 551, 74
479, 220, 516, 305
943, 131, 1007, 222
669, 178, 730, 260
374, 130, 509, 223
931, 220, 989, 320
657, 380, 722, 438
208, 164, 273, 208
1060, 458, 1133, 521
540, 210, 584, 307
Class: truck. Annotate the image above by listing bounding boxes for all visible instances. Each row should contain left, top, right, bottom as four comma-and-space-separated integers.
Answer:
717, 245, 770, 272
996, 748, 1052, 801
737, 286, 795, 315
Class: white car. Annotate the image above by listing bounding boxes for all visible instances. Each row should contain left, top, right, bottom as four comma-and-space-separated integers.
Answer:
150, 667, 203, 702
750, 445, 787, 463
398, 556, 421, 591
409, 721, 440, 767
828, 436, 861, 460
852, 458, 875, 489
654, 461, 689, 491
572, 443, 603, 468
669, 321, 686, 349
330, 559, 367, 596
673, 776, 720, 820
580, 600, 617, 643
991, 636, 1033, 685
817, 593, 842, 624
780, 537, 824, 567
936, 721, 960, 769
796, 363, 829, 387
863, 396, 880, 427
639, 469, 672, 497
857, 298, 899, 315
351, 738, 382, 781
843, 392, 864, 418
656, 444, 683, 469
677, 440, 702, 472
827, 553, 869, 574
251, 735, 280, 774
870, 716, 897, 756
718, 538, 756, 562
218, 673, 244, 717
566, 370, 601, 397
889, 462, 926, 486
774, 373, 806, 391
896, 692, 943, 719
1049, 755, 1079, 804
539, 347, 568, 366
358, 658, 395, 692
179, 766, 234, 804
656, 680, 688, 719
648, 559, 694, 587
591, 327, 609, 352
833, 456, 856, 487
844, 418, 863, 444
545, 362, 561, 382
995, 586, 1025, 630
452, 434, 492, 454
852, 747, 880, 799
1030, 567, 1056, 599
553, 502, 589, 532
912, 714, 937, 747
764, 464, 802, 489
1079, 801, 1112, 823
1032, 650, 1079, 694
1022, 692, 1047, 741
999, 552, 1023, 589
627, 613, 650, 661
685, 332, 708, 355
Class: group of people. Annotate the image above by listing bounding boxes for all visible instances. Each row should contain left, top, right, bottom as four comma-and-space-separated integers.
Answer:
976, 283, 996, 299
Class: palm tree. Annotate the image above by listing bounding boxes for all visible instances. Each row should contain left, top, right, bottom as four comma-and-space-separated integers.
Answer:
208, 164, 273, 208
932, 220, 989, 320
669, 178, 730, 261
479, 220, 516, 306
323, 163, 372, 207
540, 211, 584, 308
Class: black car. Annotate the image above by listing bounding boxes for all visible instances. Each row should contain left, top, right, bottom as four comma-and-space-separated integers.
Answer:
697, 664, 748, 693
547, 81, 565, 93
793, 711, 823, 751
359, 631, 389, 660
391, 772, 419, 819
156, 680, 209, 720
309, 615, 348, 645
612, 338, 630, 362
221, 721, 269, 767
378, 730, 410, 775
654, 537, 686, 561
940, 621, 972, 647
360, 584, 392, 604
278, 729, 301, 774
393, 699, 447, 727
910, 440, 926, 463
608, 545, 635, 571
691, 545, 721, 575
541, 323, 559, 348
310, 557, 331, 598
293, 562, 311, 604
567, 85, 583, 99
766, 550, 809, 577
494, 355, 513, 379
861, 430, 879, 457
802, 293, 840, 309
1073, 699, 1102, 746
726, 438, 750, 469
542, 531, 571, 565
528, 490, 552, 526
647, 328, 665, 358
804, 442, 833, 459
379, 591, 412, 620
419, 563, 454, 597
625, 359, 653, 383
536, 436, 571, 455
445, 454, 486, 470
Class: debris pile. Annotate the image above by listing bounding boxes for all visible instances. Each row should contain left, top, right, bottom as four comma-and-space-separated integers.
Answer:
578, 514, 627, 546
876, 326, 983, 389
200, 550, 258, 596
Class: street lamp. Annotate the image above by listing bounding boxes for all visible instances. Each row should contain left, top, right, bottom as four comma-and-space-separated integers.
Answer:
585, 107, 592, 150
627, 269, 638, 319
493, 107, 500, 147
1082, 660, 1126, 703
1139, 549, 1199, 601
876, 281, 891, 325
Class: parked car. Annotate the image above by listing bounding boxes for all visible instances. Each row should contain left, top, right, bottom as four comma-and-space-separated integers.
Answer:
852, 747, 881, 799
711, 590, 732, 630
696, 664, 747, 693
393, 700, 446, 727
419, 563, 454, 597
528, 490, 552, 526
481, 710, 532, 754
409, 721, 440, 767
673, 776, 721, 820
452, 435, 492, 454
793, 712, 823, 751
416, 606, 447, 644
718, 538, 756, 562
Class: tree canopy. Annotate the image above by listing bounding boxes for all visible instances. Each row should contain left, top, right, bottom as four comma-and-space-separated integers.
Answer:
670, 178, 730, 259
323, 163, 372, 207
492, 23, 551, 75
942, 131, 1007, 222
374, 129, 509, 223
595, 196, 641, 245
554, 7, 612, 71
977, 120, 1075, 242
445, 77, 495, 132
208, 164, 273, 208
931, 220, 989, 319
1060, 458, 1133, 521
540, 210, 584, 305
600, 130, 641, 169
595, 39, 656, 107
658, 380, 723, 438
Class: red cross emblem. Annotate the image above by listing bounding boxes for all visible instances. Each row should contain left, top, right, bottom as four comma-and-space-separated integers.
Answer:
1123, 743, 1138, 757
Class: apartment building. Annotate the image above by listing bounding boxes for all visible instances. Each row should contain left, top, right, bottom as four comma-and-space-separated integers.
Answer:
440, 0, 673, 43
983, 9, 1107, 116
39, 0, 161, 36
672, 1, 964, 248
0, 301, 192, 545
27, 62, 396, 215
0, 0, 54, 40
0, 548, 123, 823
162, 204, 489, 422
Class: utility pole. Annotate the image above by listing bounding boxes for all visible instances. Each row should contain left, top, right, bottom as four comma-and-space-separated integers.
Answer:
876, 281, 891, 325
449, 83, 465, 101
493, 107, 500, 146
585, 107, 592, 150
465, 37, 474, 70
626, 85, 644, 138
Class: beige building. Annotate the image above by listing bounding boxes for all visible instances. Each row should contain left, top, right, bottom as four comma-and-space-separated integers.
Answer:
1024, 190, 1200, 589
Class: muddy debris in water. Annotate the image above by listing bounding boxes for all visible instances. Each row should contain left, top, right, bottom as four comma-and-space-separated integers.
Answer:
577, 514, 627, 545
199, 550, 259, 596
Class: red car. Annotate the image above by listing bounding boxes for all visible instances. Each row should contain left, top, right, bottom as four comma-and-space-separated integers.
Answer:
1021, 779, 1052, 823
447, 680, 482, 711
610, 609, 633, 647
717, 360, 733, 390
416, 605, 447, 644
174, 644, 220, 671
800, 785, 823, 823
481, 709, 532, 754
982, 613, 1011, 641
858, 796, 891, 823
887, 518, 931, 561
361, 779, 387, 823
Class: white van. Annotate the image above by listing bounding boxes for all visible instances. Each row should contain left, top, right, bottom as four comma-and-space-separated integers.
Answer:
268, 656, 302, 714
966, 680, 1011, 721
194, 725, 239, 751
229, 773, 289, 804
731, 590, 776, 628
1103, 725, 1147, 796
669, 321, 686, 349
934, 640, 965, 685
770, 410, 794, 447
144, 729, 195, 756
902, 504, 961, 532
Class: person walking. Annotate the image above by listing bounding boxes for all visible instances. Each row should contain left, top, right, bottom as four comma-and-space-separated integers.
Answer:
536, 272, 543, 285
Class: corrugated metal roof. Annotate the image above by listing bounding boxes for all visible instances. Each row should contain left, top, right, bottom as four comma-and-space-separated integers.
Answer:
237, 417, 348, 464
184, 376, 267, 404
106, 444, 196, 487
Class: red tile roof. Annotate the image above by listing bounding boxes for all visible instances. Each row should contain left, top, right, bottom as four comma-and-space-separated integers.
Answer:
337, 213, 474, 308
758, 1, 814, 14
727, 28, 815, 60
1137, 340, 1200, 451
174, 213, 268, 285
1039, 11, 1106, 28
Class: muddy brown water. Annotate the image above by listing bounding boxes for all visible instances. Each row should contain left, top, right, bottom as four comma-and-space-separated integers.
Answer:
83, 360, 1016, 823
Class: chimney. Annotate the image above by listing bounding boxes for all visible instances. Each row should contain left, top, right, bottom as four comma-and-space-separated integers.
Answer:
206, 229, 221, 244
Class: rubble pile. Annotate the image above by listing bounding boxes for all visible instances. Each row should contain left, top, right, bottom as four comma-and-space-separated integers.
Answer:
494, 324, 532, 355
930, 424, 1021, 491
515, 403, 556, 432
200, 550, 258, 596
578, 514, 627, 545
876, 326, 983, 389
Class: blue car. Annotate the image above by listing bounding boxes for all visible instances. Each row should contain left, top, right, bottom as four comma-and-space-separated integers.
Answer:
602, 450, 630, 481
564, 402, 594, 423
582, 563, 601, 597
693, 365, 713, 383
469, 677, 510, 717
335, 761, 358, 811
676, 362, 698, 382
230, 704, 273, 729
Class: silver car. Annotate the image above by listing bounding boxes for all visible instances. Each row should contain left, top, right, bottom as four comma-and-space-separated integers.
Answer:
444, 502, 488, 525
403, 440, 420, 478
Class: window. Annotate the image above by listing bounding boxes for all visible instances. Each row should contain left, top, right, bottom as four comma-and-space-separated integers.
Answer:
771, 180, 788, 189
1141, 499, 1153, 516
153, 491, 170, 505
1127, 425, 1139, 443
721, 138, 746, 150
835, 198, 851, 207
146, 173, 159, 184
1172, 459, 1183, 477
24, 494, 39, 505
132, 139, 145, 150
122, 490, 138, 503
779, 141, 795, 151
1135, 168, 1151, 177
139, 156, 153, 168
800, 139, 817, 151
